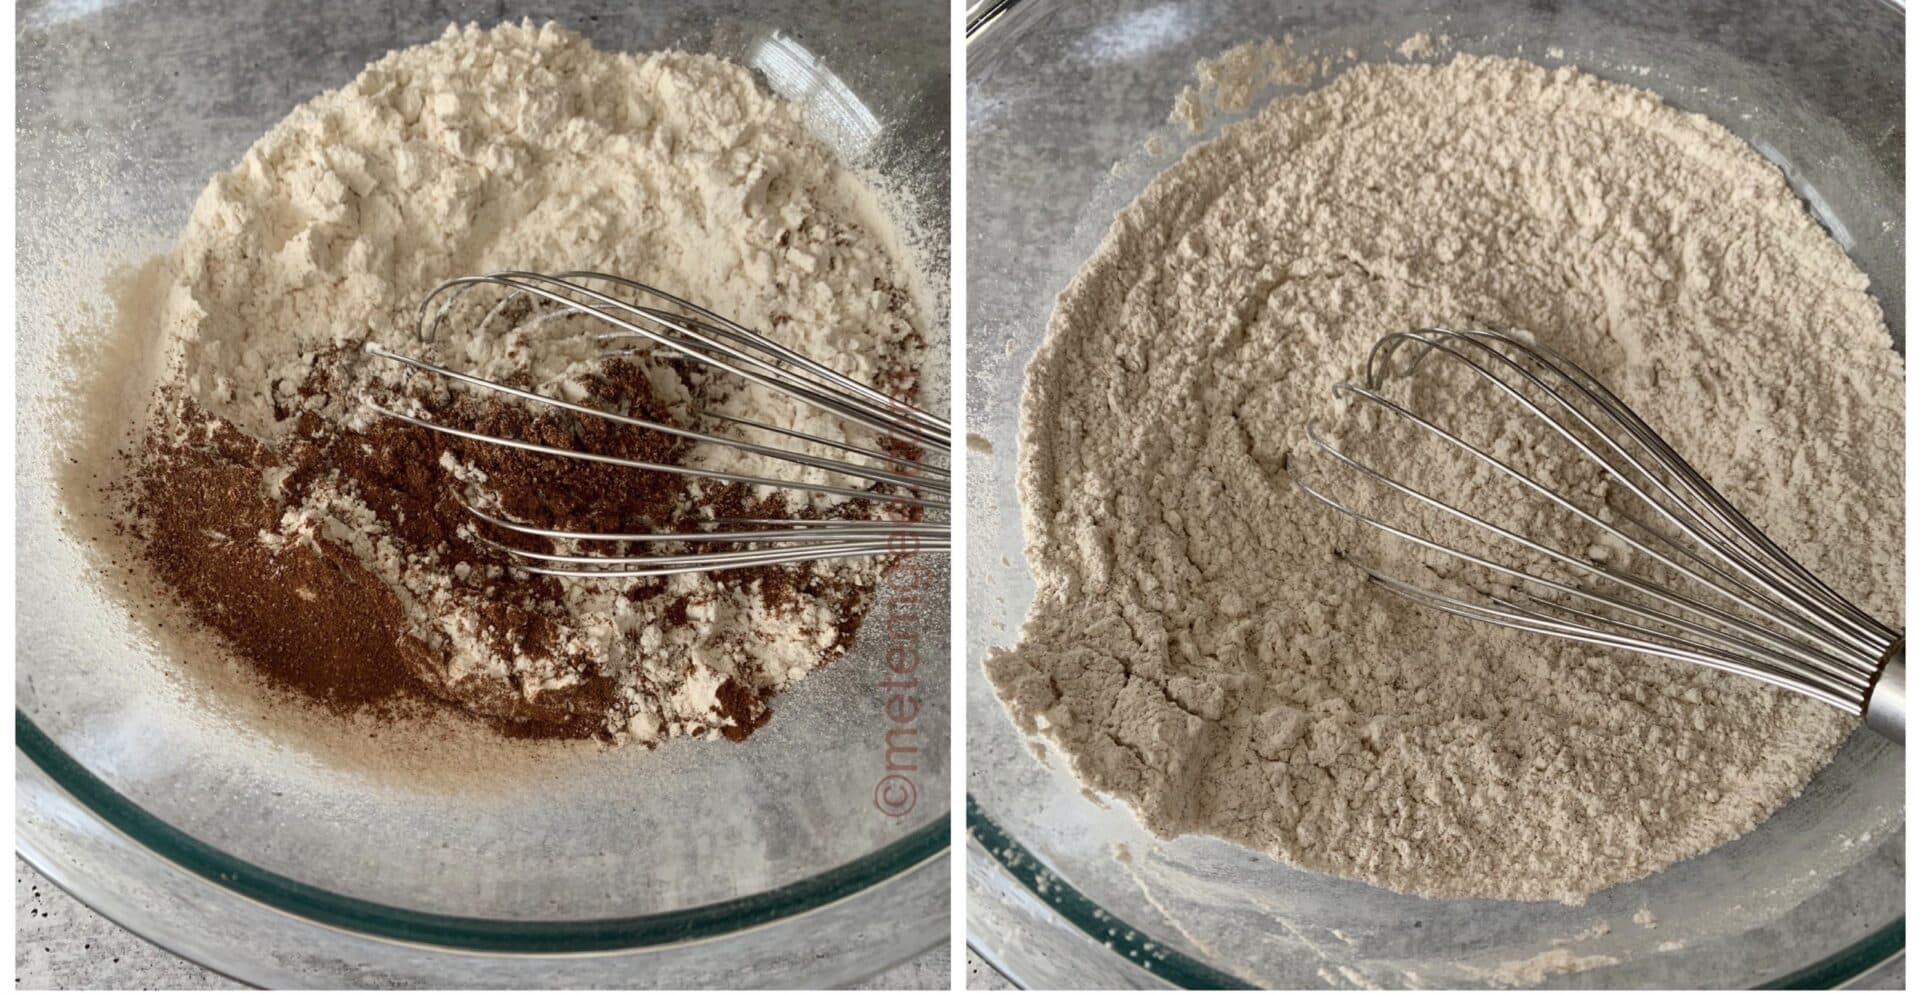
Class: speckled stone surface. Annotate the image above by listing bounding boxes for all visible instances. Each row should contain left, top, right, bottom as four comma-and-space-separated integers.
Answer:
17, 857, 950, 990
965, 948, 1017, 990
17, 859, 241, 990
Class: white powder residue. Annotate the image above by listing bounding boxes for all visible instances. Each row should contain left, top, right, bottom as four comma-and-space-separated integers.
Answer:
1396, 32, 1450, 59
1474, 947, 1621, 985
1169, 38, 1320, 134
987, 54, 1900, 902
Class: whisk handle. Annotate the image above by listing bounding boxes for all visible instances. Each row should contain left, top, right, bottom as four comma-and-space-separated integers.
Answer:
1864, 642, 1904, 746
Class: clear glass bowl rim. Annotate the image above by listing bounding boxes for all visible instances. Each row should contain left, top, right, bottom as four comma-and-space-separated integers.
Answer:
966, 797, 1901, 989
19, 712, 948, 953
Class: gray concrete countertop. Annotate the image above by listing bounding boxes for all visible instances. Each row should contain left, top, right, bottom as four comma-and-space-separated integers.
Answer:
965, 948, 1016, 990
17, 858, 949, 990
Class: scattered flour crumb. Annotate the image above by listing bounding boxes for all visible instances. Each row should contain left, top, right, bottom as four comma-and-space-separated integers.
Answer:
1564, 922, 1612, 943
1479, 948, 1620, 985
1396, 32, 1450, 59
1169, 37, 1319, 133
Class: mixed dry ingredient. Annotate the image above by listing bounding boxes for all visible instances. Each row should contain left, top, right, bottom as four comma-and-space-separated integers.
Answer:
987, 53, 1902, 902
90, 22, 929, 744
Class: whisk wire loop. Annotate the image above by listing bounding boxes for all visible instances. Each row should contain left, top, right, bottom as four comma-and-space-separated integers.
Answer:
418, 271, 948, 450
1313, 382, 1869, 684
368, 271, 949, 576
1380, 330, 1890, 653
365, 344, 943, 497
1295, 328, 1901, 736
460, 501, 945, 546
1290, 446, 1863, 699
1363, 570, 1859, 710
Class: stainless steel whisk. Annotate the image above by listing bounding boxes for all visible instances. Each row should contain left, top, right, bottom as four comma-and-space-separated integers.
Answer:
363, 271, 949, 579
1292, 328, 1904, 743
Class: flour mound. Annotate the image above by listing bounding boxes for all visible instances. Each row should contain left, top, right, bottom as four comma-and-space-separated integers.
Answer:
116, 21, 928, 743
987, 55, 1901, 902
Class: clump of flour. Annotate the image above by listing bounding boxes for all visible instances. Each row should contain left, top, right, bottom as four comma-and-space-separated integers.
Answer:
988, 54, 1901, 902
93, 21, 929, 744
1169, 37, 1320, 134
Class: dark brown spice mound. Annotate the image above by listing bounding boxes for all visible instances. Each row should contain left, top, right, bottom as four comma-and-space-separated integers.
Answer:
119, 347, 915, 743
128, 416, 438, 718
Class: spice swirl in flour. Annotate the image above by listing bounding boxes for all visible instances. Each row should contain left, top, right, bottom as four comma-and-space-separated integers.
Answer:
88, 22, 930, 745
986, 55, 1902, 902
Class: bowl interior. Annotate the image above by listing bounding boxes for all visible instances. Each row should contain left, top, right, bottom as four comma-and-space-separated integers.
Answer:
966, 0, 1902, 987
19, 0, 949, 926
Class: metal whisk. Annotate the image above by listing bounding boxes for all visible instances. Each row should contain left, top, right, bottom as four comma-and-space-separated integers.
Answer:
1292, 328, 1904, 744
362, 271, 949, 579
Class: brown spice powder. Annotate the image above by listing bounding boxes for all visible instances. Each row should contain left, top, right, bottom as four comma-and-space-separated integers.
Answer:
128, 415, 439, 719
121, 349, 911, 743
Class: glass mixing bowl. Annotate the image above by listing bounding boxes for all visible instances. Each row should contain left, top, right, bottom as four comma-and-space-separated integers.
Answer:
964, 0, 1902, 987
17, 0, 948, 986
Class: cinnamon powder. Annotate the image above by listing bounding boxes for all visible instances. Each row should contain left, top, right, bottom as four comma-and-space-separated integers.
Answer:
123, 350, 900, 742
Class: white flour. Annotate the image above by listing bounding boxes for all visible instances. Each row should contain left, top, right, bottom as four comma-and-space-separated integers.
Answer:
120, 21, 927, 743
987, 55, 1901, 902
